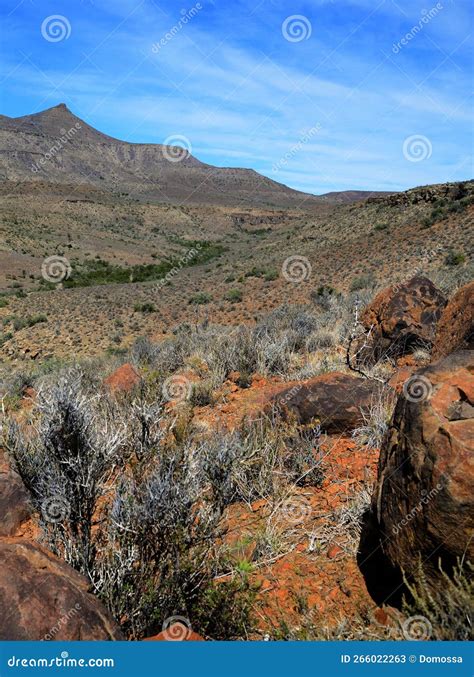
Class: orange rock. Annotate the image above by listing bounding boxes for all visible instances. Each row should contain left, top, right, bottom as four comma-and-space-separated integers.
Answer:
370, 350, 474, 589
432, 281, 473, 360
104, 363, 141, 394
374, 607, 390, 626
327, 544, 343, 559
360, 276, 446, 363
0, 539, 123, 640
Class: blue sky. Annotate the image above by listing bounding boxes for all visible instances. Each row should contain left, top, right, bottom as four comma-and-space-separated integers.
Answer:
0, 0, 472, 194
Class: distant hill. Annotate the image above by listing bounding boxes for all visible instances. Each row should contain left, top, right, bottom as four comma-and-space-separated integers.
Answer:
0, 104, 394, 208
317, 189, 393, 204
0, 104, 327, 208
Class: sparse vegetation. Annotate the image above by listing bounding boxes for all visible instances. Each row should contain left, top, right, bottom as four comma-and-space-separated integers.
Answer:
189, 291, 213, 305
225, 288, 243, 303
445, 249, 466, 266
134, 302, 156, 313
37, 242, 226, 291
350, 273, 375, 292
402, 560, 473, 641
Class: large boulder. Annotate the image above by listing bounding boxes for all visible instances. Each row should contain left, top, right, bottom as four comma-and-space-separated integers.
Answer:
0, 451, 31, 537
272, 372, 385, 434
432, 281, 474, 361
0, 539, 123, 640
371, 350, 474, 585
360, 276, 446, 363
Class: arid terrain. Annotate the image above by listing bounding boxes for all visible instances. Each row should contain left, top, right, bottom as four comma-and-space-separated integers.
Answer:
0, 107, 472, 362
0, 105, 472, 643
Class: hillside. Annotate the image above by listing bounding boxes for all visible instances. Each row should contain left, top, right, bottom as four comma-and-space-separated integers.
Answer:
0, 104, 328, 208
0, 176, 471, 361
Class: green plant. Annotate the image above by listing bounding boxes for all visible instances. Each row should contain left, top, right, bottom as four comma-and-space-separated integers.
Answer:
134, 302, 156, 313
350, 274, 375, 291
38, 241, 226, 291
11, 314, 47, 331
0, 332, 13, 347
225, 288, 243, 303
192, 574, 258, 640
189, 292, 212, 305
445, 250, 466, 266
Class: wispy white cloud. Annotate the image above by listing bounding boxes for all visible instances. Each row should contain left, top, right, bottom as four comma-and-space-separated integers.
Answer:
0, 0, 471, 192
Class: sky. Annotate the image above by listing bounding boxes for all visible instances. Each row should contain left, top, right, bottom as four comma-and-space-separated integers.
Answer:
0, 0, 472, 195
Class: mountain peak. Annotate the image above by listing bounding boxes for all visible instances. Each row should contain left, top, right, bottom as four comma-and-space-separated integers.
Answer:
36, 102, 74, 117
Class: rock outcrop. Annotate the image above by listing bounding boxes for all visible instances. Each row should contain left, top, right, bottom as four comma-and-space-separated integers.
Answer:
272, 372, 385, 434
371, 350, 474, 585
0, 451, 31, 537
360, 276, 446, 363
104, 363, 141, 394
0, 539, 123, 640
432, 281, 474, 360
